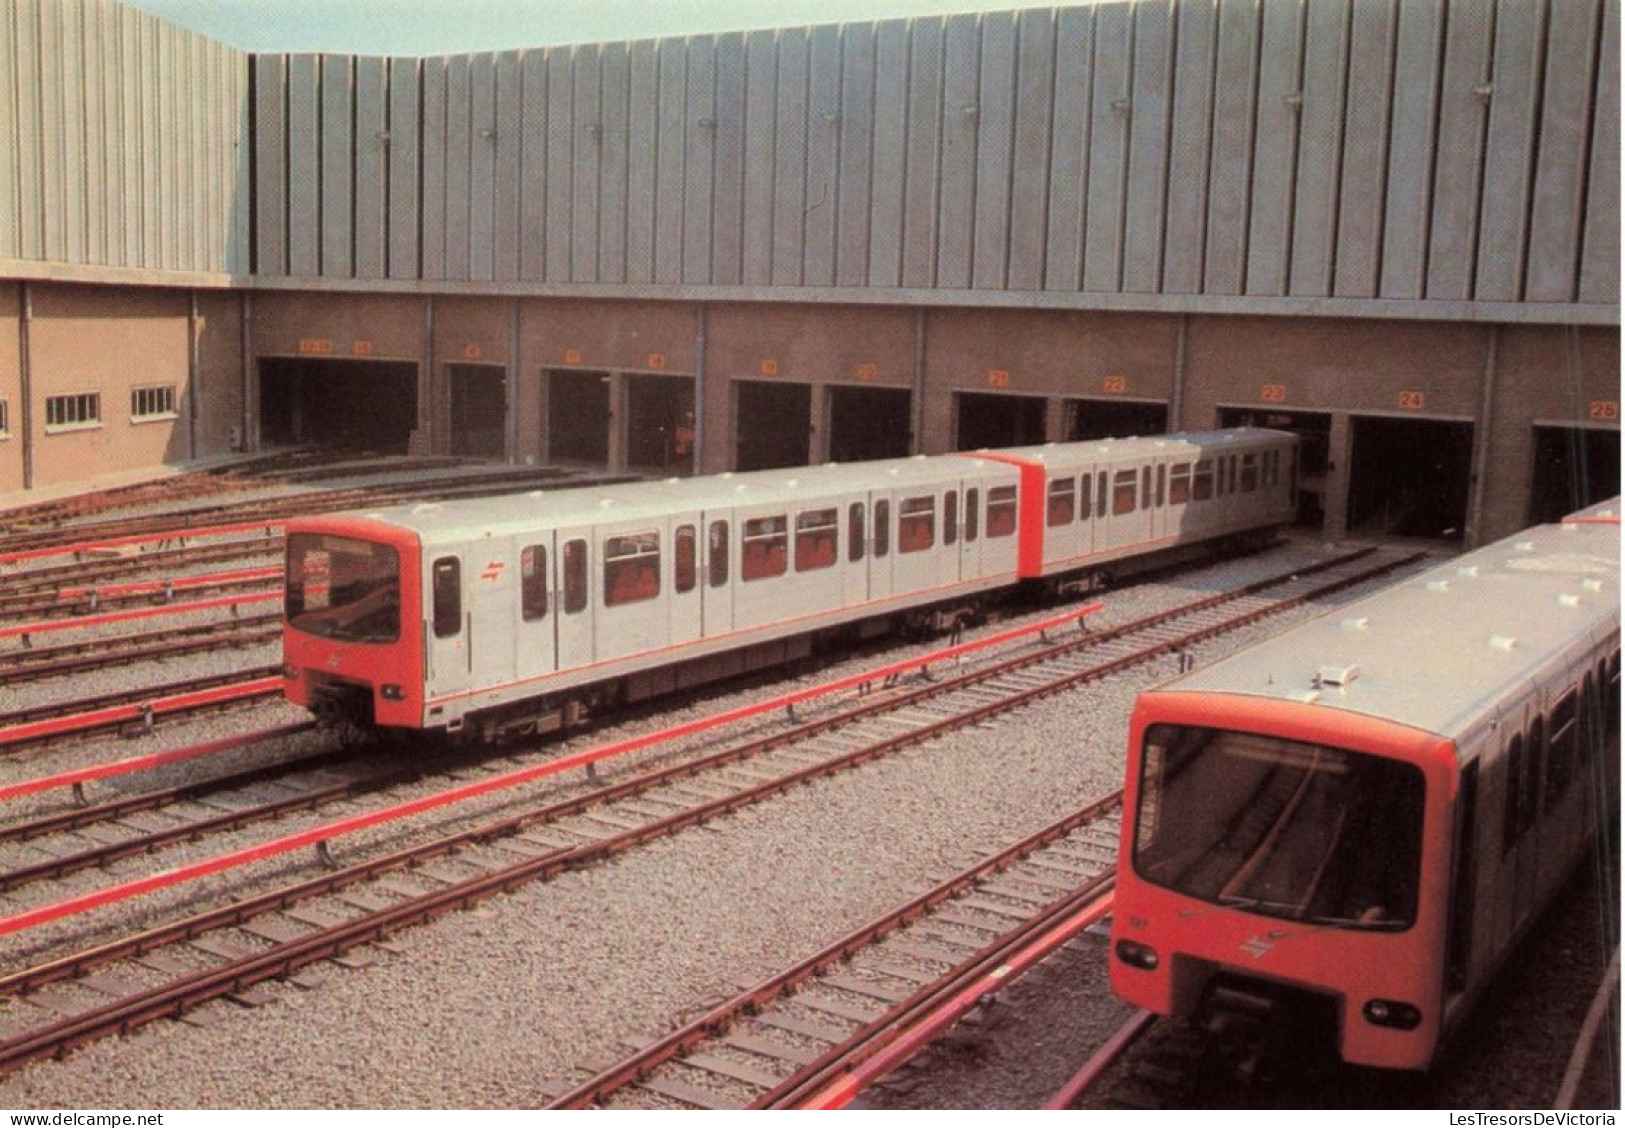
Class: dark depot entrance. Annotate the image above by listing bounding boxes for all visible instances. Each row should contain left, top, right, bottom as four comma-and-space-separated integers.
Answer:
1347, 415, 1474, 540
1528, 425, 1622, 524
828, 385, 913, 463
736, 380, 812, 471
259, 358, 418, 453
956, 392, 1046, 451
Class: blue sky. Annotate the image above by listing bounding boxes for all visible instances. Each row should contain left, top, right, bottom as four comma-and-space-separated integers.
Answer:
127, 1, 1074, 54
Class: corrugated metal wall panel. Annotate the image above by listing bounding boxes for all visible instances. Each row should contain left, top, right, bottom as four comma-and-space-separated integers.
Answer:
494, 51, 522, 283
1425, 0, 1493, 301
516, 50, 545, 282
771, 29, 809, 286
1161, 0, 1214, 295
1379, 0, 1445, 300
387, 57, 421, 280
1083, 3, 1131, 293
0, 0, 1610, 324
684, 36, 717, 286
1525, 0, 1602, 301
1289, 0, 1348, 298
1580, 0, 1620, 303
1122, 1, 1174, 295
972, 12, 1017, 291
1474, 0, 1543, 302
1245, 0, 1305, 297
1203, 0, 1260, 297
654, 37, 687, 286
836, 22, 876, 289
741, 30, 777, 287
354, 56, 389, 280
711, 33, 747, 286
598, 43, 631, 284
420, 56, 447, 279
468, 54, 497, 282
936, 14, 979, 289
626, 39, 659, 284
321, 55, 354, 278
1007, 9, 1055, 292
566, 46, 598, 284
804, 24, 841, 287
285, 54, 320, 277
1334, 0, 1396, 298
901, 18, 943, 289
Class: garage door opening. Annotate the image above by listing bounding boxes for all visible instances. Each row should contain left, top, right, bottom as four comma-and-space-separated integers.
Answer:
449, 363, 507, 459
547, 369, 612, 466
1529, 425, 1622, 524
1066, 398, 1167, 441
956, 392, 1046, 451
736, 380, 811, 471
1347, 416, 1474, 541
259, 358, 418, 453
626, 374, 697, 475
828, 385, 913, 463
1219, 407, 1333, 531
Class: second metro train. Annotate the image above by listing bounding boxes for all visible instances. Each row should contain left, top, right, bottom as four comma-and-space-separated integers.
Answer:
282, 427, 1296, 741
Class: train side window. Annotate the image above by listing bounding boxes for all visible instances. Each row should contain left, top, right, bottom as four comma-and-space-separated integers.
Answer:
1112, 469, 1137, 515
1240, 453, 1259, 493
1501, 732, 1524, 856
1096, 471, 1108, 517
604, 531, 661, 606
795, 508, 839, 572
520, 544, 548, 621
848, 502, 866, 562
1047, 477, 1075, 526
1141, 466, 1152, 508
1155, 464, 1167, 507
708, 521, 729, 587
1545, 691, 1578, 811
944, 490, 958, 545
965, 488, 979, 541
674, 525, 697, 594
1193, 460, 1214, 500
1521, 717, 1545, 834
742, 515, 789, 581
1169, 462, 1192, 505
432, 557, 461, 638
563, 539, 588, 613
899, 496, 935, 553
874, 499, 891, 556
986, 486, 1017, 537
1077, 475, 1090, 520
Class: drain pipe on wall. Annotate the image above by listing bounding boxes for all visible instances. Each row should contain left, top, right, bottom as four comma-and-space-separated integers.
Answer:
18, 282, 34, 490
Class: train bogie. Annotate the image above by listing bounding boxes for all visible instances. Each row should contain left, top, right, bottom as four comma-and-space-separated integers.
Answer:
283, 428, 1299, 741
1109, 500, 1620, 1071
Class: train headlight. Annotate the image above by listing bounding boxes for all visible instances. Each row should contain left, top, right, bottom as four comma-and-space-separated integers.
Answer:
1362, 999, 1422, 1030
1115, 939, 1160, 971
380, 684, 406, 701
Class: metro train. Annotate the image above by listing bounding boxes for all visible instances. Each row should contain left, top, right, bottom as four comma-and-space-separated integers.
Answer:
1109, 499, 1620, 1072
281, 427, 1296, 740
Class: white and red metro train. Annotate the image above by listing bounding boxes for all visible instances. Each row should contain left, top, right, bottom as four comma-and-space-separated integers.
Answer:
282, 428, 1296, 740
1110, 499, 1620, 1071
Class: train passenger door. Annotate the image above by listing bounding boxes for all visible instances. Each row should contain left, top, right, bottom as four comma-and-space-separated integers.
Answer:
513, 538, 559, 684
466, 538, 518, 690
867, 493, 895, 603
554, 531, 595, 669
843, 500, 870, 606
701, 513, 734, 638
669, 516, 703, 646
1097, 462, 1147, 554
955, 484, 983, 581
426, 552, 470, 700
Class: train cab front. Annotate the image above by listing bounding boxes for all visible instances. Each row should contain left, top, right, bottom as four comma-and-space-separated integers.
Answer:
282, 518, 424, 734
1109, 702, 1454, 1072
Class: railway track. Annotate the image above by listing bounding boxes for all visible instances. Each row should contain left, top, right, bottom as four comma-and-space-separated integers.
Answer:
0, 545, 1423, 1077
548, 795, 1123, 1109
0, 615, 280, 686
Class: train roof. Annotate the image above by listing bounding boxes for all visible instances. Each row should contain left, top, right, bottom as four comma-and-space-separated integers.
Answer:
990, 426, 1293, 467
1147, 502, 1621, 742
309, 429, 1286, 543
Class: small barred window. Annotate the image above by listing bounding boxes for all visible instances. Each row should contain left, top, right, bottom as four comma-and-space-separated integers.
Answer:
131, 385, 177, 420
45, 393, 101, 430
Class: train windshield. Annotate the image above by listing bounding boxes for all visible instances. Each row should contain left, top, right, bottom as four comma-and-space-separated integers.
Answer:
285, 533, 401, 644
1133, 724, 1424, 930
